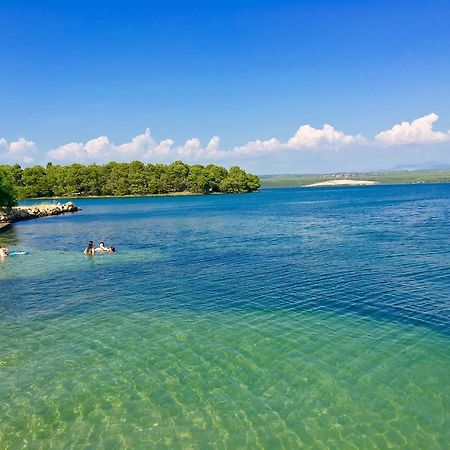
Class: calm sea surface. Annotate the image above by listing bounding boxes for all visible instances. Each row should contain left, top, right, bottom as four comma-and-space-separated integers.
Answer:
1, 185, 449, 449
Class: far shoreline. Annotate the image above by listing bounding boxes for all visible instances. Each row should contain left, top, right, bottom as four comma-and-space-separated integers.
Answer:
17, 190, 262, 202
15, 181, 450, 203
260, 170, 450, 189
22, 191, 206, 201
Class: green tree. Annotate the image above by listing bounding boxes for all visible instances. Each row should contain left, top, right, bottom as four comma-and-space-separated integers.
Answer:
0, 161, 259, 198
0, 170, 17, 207
21, 166, 51, 198
219, 166, 258, 193
187, 165, 210, 193
166, 161, 189, 192
205, 164, 228, 192
128, 161, 147, 195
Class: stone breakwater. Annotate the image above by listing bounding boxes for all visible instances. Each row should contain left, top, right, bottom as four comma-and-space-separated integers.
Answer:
0, 202, 81, 229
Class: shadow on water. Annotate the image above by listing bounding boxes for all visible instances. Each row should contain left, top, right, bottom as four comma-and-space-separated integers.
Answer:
0, 226, 18, 246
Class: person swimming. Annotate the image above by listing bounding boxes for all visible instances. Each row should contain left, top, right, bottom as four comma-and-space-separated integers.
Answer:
95, 241, 116, 253
0, 247, 9, 258
84, 241, 95, 256
95, 241, 107, 252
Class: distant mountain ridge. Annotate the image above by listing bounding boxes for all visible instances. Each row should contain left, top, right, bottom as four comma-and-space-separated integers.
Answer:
390, 162, 450, 171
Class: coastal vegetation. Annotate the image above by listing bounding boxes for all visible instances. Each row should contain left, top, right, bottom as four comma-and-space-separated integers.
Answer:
0, 170, 16, 207
260, 170, 450, 188
0, 162, 260, 200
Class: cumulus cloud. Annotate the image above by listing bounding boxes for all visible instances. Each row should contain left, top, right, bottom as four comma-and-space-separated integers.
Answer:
232, 138, 282, 156
287, 124, 365, 149
47, 129, 174, 163
184, 123, 363, 160
375, 113, 450, 145
2, 113, 450, 168
176, 137, 202, 159
176, 136, 228, 160
0, 137, 38, 164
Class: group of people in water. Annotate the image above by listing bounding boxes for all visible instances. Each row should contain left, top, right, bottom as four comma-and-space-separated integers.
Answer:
0, 241, 116, 258
84, 240, 116, 256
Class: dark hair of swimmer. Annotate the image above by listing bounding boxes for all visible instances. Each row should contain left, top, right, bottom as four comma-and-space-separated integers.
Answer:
110, 246, 116, 252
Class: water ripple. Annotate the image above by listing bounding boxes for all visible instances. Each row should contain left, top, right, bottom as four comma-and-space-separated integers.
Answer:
1, 185, 450, 448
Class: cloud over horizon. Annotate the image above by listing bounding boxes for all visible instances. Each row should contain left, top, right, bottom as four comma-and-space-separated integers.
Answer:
1, 114, 450, 171
375, 113, 450, 146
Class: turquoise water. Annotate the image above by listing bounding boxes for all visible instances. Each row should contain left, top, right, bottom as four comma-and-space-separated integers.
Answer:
1, 186, 449, 449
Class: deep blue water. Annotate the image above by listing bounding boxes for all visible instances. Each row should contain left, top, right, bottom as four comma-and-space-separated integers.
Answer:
3, 185, 450, 333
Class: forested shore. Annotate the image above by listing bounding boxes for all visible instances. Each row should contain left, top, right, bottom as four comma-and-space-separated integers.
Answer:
0, 161, 260, 204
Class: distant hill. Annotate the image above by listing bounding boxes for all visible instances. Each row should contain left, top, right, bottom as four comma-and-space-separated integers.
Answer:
391, 162, 450, 171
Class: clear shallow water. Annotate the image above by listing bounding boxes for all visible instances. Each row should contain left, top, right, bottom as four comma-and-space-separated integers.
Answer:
1, 186, 449, 448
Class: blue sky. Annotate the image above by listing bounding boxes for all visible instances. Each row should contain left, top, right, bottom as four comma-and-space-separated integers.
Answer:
1, 0, 450, 173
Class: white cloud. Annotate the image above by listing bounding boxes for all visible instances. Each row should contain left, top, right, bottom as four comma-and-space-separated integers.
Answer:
116, 129, 173, 158
206, 136, 222, 155
175, 136, 227, 159
2, 113, 450, 169
176, 137, 202, 159
287, 124, 365, 149
185, 123, 363, 160
375, 113, 450, 145
47, 129, 174, 163
0, 137, 37, 164
232, 138, 282, 156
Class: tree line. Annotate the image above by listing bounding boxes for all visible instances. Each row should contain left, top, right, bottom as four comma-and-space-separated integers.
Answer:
0, 161, 260, 205
0, 170, 16, 208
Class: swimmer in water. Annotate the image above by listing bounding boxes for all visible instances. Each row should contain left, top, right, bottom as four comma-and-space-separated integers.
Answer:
84, 241, 95, 256
95, 241, 116, 253
0, 247, 8, 258
95, 241, 108, 252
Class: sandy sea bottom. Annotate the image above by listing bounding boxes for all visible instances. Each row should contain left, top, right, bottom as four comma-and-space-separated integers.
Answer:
1, 308, 448, 449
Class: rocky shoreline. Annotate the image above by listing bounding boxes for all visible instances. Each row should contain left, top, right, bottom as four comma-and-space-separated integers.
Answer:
0, 202, 81, 232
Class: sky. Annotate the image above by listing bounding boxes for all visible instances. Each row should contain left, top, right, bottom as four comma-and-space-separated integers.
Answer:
1, 0, 450, 174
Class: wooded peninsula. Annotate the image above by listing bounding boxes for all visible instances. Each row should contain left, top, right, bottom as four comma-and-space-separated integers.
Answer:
0, 161, 260, 206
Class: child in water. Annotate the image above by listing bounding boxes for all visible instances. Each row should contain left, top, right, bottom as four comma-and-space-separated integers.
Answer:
0, 247, 8, 258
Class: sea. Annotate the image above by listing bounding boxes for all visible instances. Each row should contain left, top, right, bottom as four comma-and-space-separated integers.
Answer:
1, 185, 449, 449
